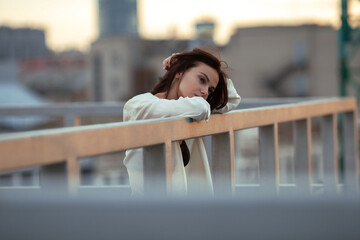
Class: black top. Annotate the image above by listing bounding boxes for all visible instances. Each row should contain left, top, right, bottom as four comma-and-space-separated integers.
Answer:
180, 141, 190, 167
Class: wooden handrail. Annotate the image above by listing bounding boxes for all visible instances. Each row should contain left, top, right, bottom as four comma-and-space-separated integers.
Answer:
0, 97, 356, 171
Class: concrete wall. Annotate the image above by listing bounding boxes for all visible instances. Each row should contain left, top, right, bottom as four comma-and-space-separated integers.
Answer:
222, 25, 338, 98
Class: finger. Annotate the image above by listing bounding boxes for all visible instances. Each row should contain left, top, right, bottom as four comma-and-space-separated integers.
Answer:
162, 53, 179, 70
162, 59, 169, 70
162, 56, 171, 70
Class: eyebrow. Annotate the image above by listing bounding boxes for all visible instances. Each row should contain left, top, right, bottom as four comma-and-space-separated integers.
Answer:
200, 72, 210, 82
200, 72, 216, 90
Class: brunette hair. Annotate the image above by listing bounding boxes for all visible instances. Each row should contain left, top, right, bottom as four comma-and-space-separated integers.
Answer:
151, 48, 228, 111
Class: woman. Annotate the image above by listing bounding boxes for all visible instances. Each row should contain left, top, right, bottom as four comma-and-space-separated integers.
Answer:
123, 48, 241, 197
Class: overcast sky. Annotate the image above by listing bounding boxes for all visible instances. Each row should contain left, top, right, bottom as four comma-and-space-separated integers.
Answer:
0, 0, 346, 51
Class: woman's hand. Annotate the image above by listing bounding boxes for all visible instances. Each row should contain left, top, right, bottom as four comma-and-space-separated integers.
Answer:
162, 53, 179, 70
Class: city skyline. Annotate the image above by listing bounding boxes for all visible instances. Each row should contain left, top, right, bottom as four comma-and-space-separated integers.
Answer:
0, 0, 346, 52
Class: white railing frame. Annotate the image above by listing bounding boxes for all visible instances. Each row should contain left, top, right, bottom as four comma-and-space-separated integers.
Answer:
0, 97, 358, 197
0, 102, 125, 127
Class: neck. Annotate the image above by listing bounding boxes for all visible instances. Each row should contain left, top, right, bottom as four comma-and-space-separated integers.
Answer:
166, 88, 178, 100
166, 79, 180, 100
154, 78, 180, 100
154, 92, 166, 99
155, 91, 177, 100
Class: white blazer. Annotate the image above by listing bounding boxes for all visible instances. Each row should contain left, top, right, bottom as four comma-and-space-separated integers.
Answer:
123, 79, 241, 197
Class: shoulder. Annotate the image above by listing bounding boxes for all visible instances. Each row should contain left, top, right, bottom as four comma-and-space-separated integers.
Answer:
123, 93, 154, 121
124, 93, 157, 111
125, 92, 155, 104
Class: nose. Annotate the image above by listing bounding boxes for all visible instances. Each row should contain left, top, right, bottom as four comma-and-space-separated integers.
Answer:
200, 87, 208, 98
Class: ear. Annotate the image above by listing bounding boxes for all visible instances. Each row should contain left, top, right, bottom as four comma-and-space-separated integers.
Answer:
174, 72, 183, 81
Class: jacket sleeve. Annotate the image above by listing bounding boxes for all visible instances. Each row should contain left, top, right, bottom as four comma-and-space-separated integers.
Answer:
124, 94, 211, 122
212, 78, 241, 114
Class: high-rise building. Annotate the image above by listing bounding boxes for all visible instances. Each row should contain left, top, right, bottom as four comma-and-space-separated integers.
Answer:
0, 26, 50, 60
98, 0, 138, 37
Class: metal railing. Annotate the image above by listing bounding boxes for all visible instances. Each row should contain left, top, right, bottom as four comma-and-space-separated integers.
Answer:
0, 97, 358, 197
0, 102, 126, 128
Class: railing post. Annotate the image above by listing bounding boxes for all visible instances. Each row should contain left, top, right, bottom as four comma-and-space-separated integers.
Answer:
64, 114, 81, 127
294, 118, 312, 194
9, 172, 22, 186
343, 111, 359, 193
321, 114, 339, 194
212, 131, 235, 197
40, 162, 69, 196
67, 157, 80, 195
259, 124, 279, 195
143, 143, 167, 197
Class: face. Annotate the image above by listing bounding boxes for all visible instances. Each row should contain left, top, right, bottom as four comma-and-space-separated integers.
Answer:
176, 62, 219, 100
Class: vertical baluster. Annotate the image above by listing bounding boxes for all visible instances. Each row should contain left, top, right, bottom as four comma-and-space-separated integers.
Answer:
164, 141, 173, 194
64, 114, 81, 127
203, 135, 212, 166
143, 143, 167, 197
11, 172, 22, 186
40, 162, 69, 196
67, 157, 80, 195
321, 114, 338, 194
294, 118, 312, 194
343, 111, 359, 193
212, 131, 235, 197
259, 124, 279, 195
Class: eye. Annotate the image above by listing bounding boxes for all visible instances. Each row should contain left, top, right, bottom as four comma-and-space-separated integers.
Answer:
199, 76, 206, 83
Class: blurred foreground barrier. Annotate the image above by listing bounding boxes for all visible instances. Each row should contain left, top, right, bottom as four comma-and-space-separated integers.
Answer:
1, 197, 360, 240
0, 97, 358, 197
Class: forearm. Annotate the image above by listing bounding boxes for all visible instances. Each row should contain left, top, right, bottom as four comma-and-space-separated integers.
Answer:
212, 78, 241, 114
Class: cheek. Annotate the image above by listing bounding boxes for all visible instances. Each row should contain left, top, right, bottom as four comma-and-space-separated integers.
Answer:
177, 81, 187, 97
178, 75, 200, 97
178, 79, 190, 96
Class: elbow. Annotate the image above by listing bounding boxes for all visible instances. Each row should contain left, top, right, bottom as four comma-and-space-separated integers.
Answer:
234, 95, 241, 108
190, 99, 211, 122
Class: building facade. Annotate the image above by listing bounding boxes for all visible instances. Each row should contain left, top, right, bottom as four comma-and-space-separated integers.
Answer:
89, 24, 340, 102
89, 36, 191, 101
0, 26, 50, 60
89, 37, 135, 101
222, 25, 338, 98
